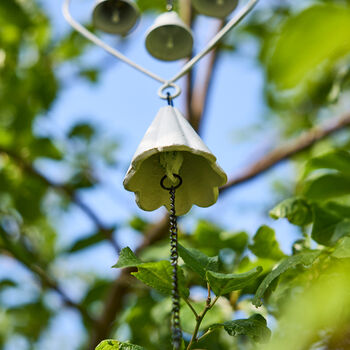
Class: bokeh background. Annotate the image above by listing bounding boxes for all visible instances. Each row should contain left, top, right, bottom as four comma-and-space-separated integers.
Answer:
1, 0, 350, 349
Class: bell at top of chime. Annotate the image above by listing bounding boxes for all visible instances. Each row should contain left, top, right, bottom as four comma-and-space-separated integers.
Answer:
123, 105, 227, 216
92, 0, 139, 35
145, 11, 194, 61
191, 0, 239, 18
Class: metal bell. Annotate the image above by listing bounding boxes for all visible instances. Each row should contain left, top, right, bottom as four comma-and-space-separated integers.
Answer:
92, 0, 139, 35
145, 11, 194, 61
123, 106, 227, 216
191, 0, 239, 18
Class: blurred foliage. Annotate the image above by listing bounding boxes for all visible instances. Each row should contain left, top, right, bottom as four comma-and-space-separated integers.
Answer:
1, 0, 350, 350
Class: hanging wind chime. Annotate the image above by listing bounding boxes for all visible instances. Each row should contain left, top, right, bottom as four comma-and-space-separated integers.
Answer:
62, 0, 258, 348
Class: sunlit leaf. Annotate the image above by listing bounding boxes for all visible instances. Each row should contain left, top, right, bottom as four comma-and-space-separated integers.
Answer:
269, 197, 312, 226
253, 251, 321, 307
266, 4, 350, 90
96, 340, 145, 350
249, 226, 285, 260
132, 261, 189, 298
178, 243, 218, 281
113, 247, 142, 268
207, 266, 263, 296
209, 314, 271, 343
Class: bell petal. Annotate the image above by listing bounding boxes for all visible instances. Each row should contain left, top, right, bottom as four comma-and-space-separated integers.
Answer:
124, 106, 227, 216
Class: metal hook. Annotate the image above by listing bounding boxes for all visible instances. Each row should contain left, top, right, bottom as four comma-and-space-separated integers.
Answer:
160, 174, 182, 191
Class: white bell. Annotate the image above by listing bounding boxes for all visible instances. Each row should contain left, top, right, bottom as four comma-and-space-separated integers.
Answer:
145, 11, 194, 61
123, 106, 227, 216
92, 0, 139, 35
192, 0, 239, 18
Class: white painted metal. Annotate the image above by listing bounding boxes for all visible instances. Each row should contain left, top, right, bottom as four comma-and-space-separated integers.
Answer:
145, 11, 193, 61
62, 0, 259, 99
62, 0, 167, 84
167, 0, 259, 85
123, 106, 227, 215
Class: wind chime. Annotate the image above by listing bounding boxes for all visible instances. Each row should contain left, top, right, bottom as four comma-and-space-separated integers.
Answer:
63, 0, 259, 348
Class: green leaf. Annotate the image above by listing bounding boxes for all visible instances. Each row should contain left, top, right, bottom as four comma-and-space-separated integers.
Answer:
209, 314, 271, 343
96, 340, 145, 350
269, 197, 313, 226
311, 204, 343, 246
206, 266, 263, 296
303, 173, 350, 200
178, 243, 218, 280
129, 216, 149, 232
332, 237, 350, 259
112, 247, 142, 268
69, 231, 106, 253
253, 251, 321, 307
192, 220, 248, 255
132, 261, 189, 298
29, 137, 62, 160
79, 68, 100, 83
68, 123, 95, 140
304, 150, 350, 177
249, 225, 285, 260
266, 4, 350, 90
331, 219, 350, 245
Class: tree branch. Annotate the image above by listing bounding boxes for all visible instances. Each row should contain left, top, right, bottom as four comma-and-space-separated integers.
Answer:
87, 214, 170, 349
0, 147, 120, 253
220, 112, 350, 193
0, 230, 94, 324
188, 20, 224, 133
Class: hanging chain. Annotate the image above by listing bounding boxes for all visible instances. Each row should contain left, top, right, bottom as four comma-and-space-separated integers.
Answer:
169, 186, 181, 350
166, 0, 174, 11
161, 174, 183, 350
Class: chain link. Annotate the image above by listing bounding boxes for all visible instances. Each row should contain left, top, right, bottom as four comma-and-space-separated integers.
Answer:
169, 186, 181, 349
166, 0, 174, 11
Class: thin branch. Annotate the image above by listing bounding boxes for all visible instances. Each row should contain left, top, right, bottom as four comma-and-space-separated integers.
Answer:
188, 20, 225, 133
184, 298, 199, 319
220, 112, 350, 193
87, 215, 170, 350
0, 147, 120, 253
0, 230, 94, 324
186, 285, 218, 350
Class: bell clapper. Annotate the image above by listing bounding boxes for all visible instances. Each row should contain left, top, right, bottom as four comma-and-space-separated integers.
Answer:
160, 173, 183, 350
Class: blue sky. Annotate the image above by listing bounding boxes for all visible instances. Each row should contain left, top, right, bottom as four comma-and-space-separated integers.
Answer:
2, 1, 300, 349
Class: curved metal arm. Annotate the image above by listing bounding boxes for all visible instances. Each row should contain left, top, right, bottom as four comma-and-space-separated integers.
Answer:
62, 0, 167, 84
168, 0, 259, 84
62, 0, 259, 99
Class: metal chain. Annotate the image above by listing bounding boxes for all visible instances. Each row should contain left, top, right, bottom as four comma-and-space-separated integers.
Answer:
160, 173, 182, 350
169, 186, 181, 350
166, 0, 174, 11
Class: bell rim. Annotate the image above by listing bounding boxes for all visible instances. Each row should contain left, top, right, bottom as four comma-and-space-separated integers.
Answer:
191, 0, 239, 18
145, 29, 194, 61
144, 11, 194, 61
92, 0, 140, 35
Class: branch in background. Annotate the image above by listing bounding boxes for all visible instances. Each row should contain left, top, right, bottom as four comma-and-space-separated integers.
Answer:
0, 147, 121, 253
220, 112, 350, 192
0, 231, 94, 324
87, 111, 350, 349
188, 20, 224, 133
87, 214, 170, 349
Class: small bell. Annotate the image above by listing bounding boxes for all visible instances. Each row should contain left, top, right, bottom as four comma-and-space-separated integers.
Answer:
145, 11, 193, 61
92, 0, 139, 35
191, 0, 239, 18
123, 106, 227, 216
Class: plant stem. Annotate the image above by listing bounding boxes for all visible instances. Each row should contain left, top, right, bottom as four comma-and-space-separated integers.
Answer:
184, 298, 199, 319
186, 285, 219, 350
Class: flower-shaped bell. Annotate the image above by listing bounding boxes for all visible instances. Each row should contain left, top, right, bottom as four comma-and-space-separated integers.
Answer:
123, 106, 227, 216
